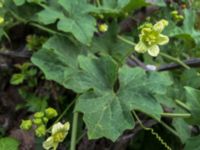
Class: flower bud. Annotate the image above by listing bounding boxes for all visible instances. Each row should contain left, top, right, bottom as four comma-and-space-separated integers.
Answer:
33, 118, 43, 125
43, 117, 49, 124
45, 107, 58, 119
35, 125, 46, 137
0, 17, 4, 25
98, 23, 108, 32
20, 120, 32, 130
34, 112, 45, 118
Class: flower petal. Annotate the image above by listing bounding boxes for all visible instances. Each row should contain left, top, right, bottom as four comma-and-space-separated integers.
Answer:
135, 41, 147, 53
148, 45, 160, 57
153, 19, 168, 33
64, 122, 70, 131
43, 137, 54, 150
157, 34, 169, 45
52, 122, 64, 134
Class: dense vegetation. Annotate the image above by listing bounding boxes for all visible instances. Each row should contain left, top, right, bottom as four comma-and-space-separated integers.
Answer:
0, 0, 200, 149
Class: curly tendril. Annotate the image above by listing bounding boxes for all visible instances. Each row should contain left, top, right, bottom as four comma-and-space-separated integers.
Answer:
132, 111, 172, 150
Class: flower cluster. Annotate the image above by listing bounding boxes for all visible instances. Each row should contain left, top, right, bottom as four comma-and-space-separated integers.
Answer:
171, 10, 184, 22
20, 107, 58, 137
43, 122, 70, 150
135, 19, 169, 57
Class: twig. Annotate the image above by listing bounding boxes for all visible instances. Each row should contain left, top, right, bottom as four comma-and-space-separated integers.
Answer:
0, 50, 31, 58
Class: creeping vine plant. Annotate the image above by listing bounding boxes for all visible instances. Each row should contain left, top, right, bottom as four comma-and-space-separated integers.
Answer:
1, 0, 200, 150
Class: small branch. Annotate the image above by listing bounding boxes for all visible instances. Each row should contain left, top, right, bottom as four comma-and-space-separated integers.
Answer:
160, 52, 190, 69
117, 35, 136, 46
175, 99, 191, 112
161, 112, 191, 118
0, 50, 31, 58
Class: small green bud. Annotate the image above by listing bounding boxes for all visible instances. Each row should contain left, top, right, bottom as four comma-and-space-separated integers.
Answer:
43, 117, 49, 124
20, 120, 32, 130
98, 23, 108, 32
34, 112, 45, 118
35, 125, 46, 137
45, 107, 58, 119
33, 118, 43, 125
0, 16, 4, 25
171, 10, 178, 16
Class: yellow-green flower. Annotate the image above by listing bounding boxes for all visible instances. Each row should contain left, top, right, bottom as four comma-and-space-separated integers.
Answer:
0, 17, 4, 24
43, 122, 70, 150
135, 19, 169, 57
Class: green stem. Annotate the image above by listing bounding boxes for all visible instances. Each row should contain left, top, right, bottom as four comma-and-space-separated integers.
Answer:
70, 111, 79, 150
175, 99, 191, 112
160, 52, 190, 69
55, 100, 76, 123
117, 35, 136, 46
161, 112, 191, 118
9, 9, 67, 37
96, 0, 101, 6
47, 99, 75, 132
159, 120, 179, 137
76, 131, 86, 144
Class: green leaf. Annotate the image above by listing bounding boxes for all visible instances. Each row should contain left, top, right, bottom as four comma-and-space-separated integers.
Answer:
73, 55, 118, 93
181, 69, 200, 89
146, 0, 166, 7
0, 137, 19, 150
36, 0, 97, 44
31, 35, 82, 91
13, 0, 25, 6
172, 118, 190, 143
184, 86, 200, 124
98, 0, 148, 15
184, 135, 200, 150
90, 23, 133, 64
76, 65, 172, 141
10, 73, 25, 85
32, 36, 172, 141
124, 0, 147, 12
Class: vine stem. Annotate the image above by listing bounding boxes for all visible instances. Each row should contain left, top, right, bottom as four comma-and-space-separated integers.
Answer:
159, 52, 190, 69
70, 111, 79, 150
117, 35, 190, 70
117, 35, 136, 46
175, 99, 191, 112
46, 98, 76, 132
8, 9, 67, 37
161, 112, 191, 118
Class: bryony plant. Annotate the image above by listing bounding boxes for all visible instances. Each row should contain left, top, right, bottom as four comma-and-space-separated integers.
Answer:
135, 19, 169, 57
43, 122, 70, 150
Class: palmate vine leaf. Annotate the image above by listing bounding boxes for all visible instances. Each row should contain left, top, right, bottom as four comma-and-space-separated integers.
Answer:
13, 0, 25, 6
184, 86, 200, 124
32, 36, 172, 141
0, 137, 19, 150
76, 65, 172, 141
172, 118, 190, 143
184, 135, 200, 150
36, 0, 97, 45
97, 0, 148, 15
31, 35, 82, 91
90, 22, 133, 64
